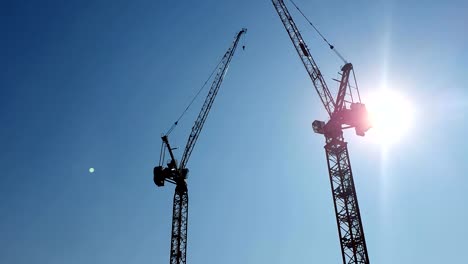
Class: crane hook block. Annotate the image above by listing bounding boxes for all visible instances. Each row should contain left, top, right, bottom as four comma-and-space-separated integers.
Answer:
153, 166, 165, 187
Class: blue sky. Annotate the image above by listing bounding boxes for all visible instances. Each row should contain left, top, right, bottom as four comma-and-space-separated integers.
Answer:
1, 0, 467, 263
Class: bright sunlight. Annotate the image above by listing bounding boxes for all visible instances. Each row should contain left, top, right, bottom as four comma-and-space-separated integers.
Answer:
365, 89, 415, 145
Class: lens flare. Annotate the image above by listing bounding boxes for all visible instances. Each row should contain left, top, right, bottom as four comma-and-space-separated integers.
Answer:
366, 89, 414, 145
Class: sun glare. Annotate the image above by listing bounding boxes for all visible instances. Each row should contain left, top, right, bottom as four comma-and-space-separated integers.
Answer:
366, 89, 414, 145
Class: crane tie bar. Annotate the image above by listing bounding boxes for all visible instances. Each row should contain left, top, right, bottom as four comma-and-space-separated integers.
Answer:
165, 58, 224, 136
289, 0, 348, 64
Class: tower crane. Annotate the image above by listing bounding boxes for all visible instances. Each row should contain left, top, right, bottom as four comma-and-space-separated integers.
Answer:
272, 1, 371, 263
153, 28, 247, 264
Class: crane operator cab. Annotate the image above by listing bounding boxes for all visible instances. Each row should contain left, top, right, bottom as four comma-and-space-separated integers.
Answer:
153, 164, 189, 187
153, 166, 166, 187
312, 102, 371, 137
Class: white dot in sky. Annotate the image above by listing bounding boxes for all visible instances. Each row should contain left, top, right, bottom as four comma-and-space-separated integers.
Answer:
89, 168, 95, 173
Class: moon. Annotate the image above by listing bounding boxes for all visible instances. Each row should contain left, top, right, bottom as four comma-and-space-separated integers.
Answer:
89, 167, 95, 173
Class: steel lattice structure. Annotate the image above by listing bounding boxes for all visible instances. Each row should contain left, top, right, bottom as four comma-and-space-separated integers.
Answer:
170, 184, 188, 264
271, 0, 336, 117
272, 1, 371, 263
326, 134, 369, 264
154, 28, 247, 264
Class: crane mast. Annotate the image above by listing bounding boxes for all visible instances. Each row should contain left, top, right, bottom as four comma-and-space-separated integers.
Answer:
154, 28, 247, 264
272, 1, 371, 263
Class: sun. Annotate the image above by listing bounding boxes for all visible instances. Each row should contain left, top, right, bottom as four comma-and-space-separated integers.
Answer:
365, 89, 415, 145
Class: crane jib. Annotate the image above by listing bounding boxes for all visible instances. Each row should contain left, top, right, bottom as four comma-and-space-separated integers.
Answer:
179, 28, 247, 169
272, 0, 335, 117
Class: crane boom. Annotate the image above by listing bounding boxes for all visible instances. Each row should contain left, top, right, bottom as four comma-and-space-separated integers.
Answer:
272, 0, 335, 117
179, 28, 247, 170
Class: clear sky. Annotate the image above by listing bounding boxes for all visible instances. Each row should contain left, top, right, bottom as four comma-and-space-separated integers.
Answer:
1, 0, 467, 264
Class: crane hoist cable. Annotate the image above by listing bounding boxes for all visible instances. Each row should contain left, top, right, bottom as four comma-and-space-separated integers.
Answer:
164, 58, 225, 136
289, 0, 348, 64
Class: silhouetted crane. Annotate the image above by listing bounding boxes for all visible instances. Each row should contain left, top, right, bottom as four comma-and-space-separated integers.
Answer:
272, 1, 371, 263
153, 28, 247, 264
